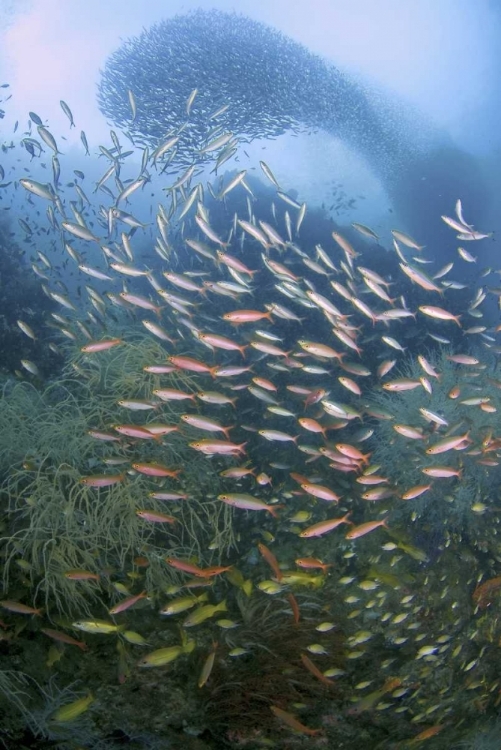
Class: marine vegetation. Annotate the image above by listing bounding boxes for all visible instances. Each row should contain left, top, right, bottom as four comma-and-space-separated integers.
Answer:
1, 336, 236, 620
202, 592, 344, 745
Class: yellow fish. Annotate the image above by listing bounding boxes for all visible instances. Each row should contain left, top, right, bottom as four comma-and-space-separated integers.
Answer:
138, 639, 195, 668
72, 619, 121, 634
52, 693, 94, 722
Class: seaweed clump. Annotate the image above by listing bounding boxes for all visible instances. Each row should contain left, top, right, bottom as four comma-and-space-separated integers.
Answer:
0, 333, 236, 619
202, 594, 344, 746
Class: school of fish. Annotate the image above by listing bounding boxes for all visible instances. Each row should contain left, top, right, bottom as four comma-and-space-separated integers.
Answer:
1, 65, 501, 749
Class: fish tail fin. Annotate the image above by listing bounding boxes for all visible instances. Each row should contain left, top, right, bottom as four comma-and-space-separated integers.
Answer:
223, 425, 235, 439
269, 504, 284, 518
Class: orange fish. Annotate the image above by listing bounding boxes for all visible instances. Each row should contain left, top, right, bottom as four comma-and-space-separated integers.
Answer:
81, 338, 123, 353
300, 653, 335, 687
41, 628, 88, 651
198, 332, 247, 358
335, 444, 370, 464
252, 376, 277, 392
256, 472, 272, 486
168, 355, 213, 373
401, 484, 432, 500
108, 591, 148, 615
304, 388, 329, 407
113, 424, 162, 439
218, 493, 279, 517
0, 600, 42, 616
222, 309, 272, 324
410, 724, 445, 742
290, 472, 311, 485
136, 510, 176, 524
298, 418, 328, 437
220, 467, 255, 479
295, 557, 332, 573
288, 593, 300, 624
132, 463, 181, 478
153, 388, 196, 402
190, 440, 247, 456
191, 565, 233, 578
217, 250, 257, 276
300, 482, 340, 502
165, 557, 203, 575
300, 513, 352, 538
270, 706, 321, 736
180, 415, 233, 439
79, 473, 126, 487
258, 543, 283, 581
345, 518, 388, 539
64, 570, 100, 581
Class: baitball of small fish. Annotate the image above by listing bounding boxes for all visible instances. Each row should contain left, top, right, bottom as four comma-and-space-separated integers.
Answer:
98, 9, 405, 176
